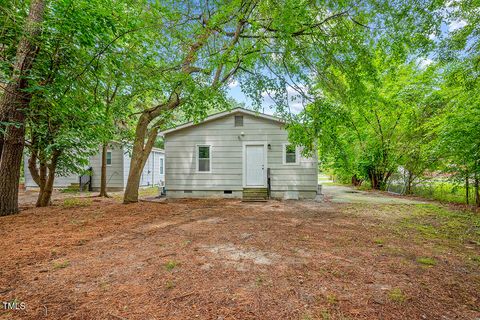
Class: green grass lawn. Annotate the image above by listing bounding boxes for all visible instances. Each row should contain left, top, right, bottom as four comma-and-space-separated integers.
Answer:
410, 182, 476, 205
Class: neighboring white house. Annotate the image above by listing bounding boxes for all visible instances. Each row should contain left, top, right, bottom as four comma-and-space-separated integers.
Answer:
161, 108, 318, 200
24, 143, 165, 191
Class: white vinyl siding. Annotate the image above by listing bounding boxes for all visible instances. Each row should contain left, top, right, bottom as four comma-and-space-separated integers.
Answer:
90, 144, 124, 189
25, 144, 165, 191
23, 155, 78, 188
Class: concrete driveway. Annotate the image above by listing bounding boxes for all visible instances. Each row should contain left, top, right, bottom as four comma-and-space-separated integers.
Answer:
322, 184, 424, 204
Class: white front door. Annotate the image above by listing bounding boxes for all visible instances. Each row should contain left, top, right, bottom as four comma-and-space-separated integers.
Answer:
245, 145, 265, 187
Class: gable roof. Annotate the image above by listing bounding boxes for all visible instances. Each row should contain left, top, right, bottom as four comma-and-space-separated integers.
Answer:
160, 108, 284, 135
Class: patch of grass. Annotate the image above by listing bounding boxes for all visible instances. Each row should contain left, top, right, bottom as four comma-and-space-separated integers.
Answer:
53, 260, 70, 270
326, 293, 337, 305
410, 182, 474, 205
70, 219, 86, 226
417, 257, 436, 266
165, 280, 175, 289
62, 198, 92, 208
165, 260, 179, 271
138, 187, 159, 197
321, 181, 345, 187
320, 310, 331, 320
111, 193, 124, 202
99, 280, 110, 291
357, 184, 371, 191
388, 288, 406, 303
255, 276, 264, 286
401, 204, 480, 244
373, 238, 385, 246
301, 314, 313, 320
299, 235, 311, 242
60, 188, 80, 194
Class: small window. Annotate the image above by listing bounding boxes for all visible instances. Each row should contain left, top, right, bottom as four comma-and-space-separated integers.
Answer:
160, 158, 164, 174
283, 144, 298, 165
234, 115, 243, 127
197, 145, 211, 172
224, 190, 233, 194
106, 151, 112, 165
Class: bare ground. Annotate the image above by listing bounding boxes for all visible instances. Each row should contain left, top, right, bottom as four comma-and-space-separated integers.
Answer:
1, 190, 479, 319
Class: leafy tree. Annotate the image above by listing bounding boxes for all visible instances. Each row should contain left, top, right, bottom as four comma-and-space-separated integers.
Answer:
289, 51, 439, 190
0, 0, 46, 215
1, 0, 159, 210
25, 90, 101, 206
427, 60, 480, 206
122, 0, 421, 203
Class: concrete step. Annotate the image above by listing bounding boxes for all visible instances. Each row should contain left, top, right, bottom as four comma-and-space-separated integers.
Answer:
66, 182, 80, 191
242, 188, 268, 201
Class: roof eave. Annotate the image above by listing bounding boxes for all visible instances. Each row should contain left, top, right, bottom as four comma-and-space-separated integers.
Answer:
160, 108, 284, 135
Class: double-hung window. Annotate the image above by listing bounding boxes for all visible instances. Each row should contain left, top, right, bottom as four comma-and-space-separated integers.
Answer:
106, 151, 112, 166
197, 145, 211, 172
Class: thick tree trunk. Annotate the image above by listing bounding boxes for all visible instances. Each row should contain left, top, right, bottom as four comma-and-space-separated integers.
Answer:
99, 143, 109, 197
36, 151, 60, 207
36, 167, 55, 207
123, 114, 158, 204
123, 93, 180, 204
0, 0, 46, 216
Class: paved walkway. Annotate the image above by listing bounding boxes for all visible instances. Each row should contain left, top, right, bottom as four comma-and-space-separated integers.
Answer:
322, 184, 424, 204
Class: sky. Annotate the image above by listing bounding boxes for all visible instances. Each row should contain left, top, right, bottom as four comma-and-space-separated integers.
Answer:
226, 80, 307, 116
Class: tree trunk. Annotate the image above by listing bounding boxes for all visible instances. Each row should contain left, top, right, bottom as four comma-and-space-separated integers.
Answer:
406, 171, 414, 195
123, 114, 158, 204
465, 173, 470, 205
0, 0, 46, 216
36, 151, 60, 207
369, 169, 381, 190
351, 175, 362, 186
35, 162, 47, 207
123, 93, 179, 204
474, 172, 479, 208
99, 143, 109, 197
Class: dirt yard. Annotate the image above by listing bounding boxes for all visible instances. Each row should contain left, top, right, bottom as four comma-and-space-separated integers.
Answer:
1, 188, 479, 319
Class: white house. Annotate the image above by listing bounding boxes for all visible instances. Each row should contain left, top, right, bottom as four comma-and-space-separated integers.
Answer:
161, 108, 318, 200
24, 143, 165, 191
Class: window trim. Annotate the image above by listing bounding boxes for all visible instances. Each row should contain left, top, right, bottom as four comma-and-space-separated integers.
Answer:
196, 144, 212, 173
282, 143, 299, 165
106, 151, 112, 166
159, 158, 164, 175
234, 115, 244, 127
